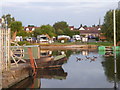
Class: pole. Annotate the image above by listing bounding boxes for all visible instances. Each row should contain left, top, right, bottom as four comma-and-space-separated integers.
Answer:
113, 9, 117, 90
114, 10, 116, 51
113, 9, 117, 74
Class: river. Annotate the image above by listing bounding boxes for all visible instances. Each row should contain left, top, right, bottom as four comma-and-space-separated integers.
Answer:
10, 49, 120, 89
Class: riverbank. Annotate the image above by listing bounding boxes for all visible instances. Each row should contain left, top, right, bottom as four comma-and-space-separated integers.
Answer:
40, 44, 98, 50
2, 63, 32, 88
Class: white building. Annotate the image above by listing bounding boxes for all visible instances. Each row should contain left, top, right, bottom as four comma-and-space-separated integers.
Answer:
15, 36, 23, 42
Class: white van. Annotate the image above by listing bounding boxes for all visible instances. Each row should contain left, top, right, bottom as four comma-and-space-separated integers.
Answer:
72, 35, 81, 40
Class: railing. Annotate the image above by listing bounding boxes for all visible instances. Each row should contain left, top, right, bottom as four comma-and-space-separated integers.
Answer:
0, 23, 11, 71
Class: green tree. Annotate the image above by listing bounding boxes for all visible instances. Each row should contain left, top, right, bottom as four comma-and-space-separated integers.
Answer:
83, 25, 87, 28
57, 29, 64, 35
101, 10, 120, 43
53, 21, 69, 35
101, 54, 120, 82
33, 24, 56, 37
10, 21, 22, 41
80, 24, 83, 27
53, 21, 69, 31
17, 30, 30, 37
28, 25, 35, 27
2, 14, 15, 27
53, 21, 79, 36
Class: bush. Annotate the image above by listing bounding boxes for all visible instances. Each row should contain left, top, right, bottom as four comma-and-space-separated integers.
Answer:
95, 37, 99, 41
17, 41, 31, 45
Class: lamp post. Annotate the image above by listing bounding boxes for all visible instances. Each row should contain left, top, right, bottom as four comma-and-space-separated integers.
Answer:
113, 9, 117, 90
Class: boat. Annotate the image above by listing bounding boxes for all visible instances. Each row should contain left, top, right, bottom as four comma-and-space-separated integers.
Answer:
35, 54, 67, 68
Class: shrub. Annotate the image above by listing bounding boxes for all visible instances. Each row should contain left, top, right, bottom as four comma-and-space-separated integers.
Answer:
17, 41, 31, 45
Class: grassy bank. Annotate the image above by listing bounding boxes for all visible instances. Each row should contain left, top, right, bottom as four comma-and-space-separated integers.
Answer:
50, 42, 113, 46
88, 42, 113, 46
17, 41, 113, 46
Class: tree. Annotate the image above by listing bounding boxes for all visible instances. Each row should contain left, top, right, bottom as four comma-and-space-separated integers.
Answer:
83, 25, 87, 28
10, 21, 22, 41
57, 29, 64, 35
101, 10, 120, 43
2, 14, 15, 28
53, 21, 70, 35
53, 21, 69, 31
17, 30, 30, 37
80, 24, 83, 27
33, 25, 56, 37
92, 24, 96, 27
101, 55, 120, 82
28, 25, 35, 27
53, 21, 79, 37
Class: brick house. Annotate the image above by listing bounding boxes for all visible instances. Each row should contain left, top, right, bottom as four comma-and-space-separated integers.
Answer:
79, 27, 101, 38
69, 26, 101, 38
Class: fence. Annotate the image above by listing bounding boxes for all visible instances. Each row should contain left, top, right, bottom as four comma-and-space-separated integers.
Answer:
0, 21, 11, 71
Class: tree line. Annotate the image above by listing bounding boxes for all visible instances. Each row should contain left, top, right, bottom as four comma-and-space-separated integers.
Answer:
33, 21, 80, 38
1, 14, 79, 40
101, 9, 120, 44
2, 9, 120, 43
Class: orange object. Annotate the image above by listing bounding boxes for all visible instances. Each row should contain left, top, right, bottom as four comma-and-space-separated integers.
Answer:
28, 48, 37, 75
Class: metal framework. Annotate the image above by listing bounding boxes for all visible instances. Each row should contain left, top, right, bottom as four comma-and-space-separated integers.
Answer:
0, 18, 26, 71
0, 21, 10, 71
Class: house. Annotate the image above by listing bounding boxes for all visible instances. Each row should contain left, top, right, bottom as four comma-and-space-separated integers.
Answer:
69, 26, 74, 30
25, 37, 36, 42
24, 26, 38, 32
70, 25, 101, 39
14, 36, 23, 42
69, 26, 79, 31
79, 26, 101, 38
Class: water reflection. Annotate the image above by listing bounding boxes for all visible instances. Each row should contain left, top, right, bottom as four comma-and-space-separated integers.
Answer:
101, 54, 120, 82
10, 49, 120, 88
36, 67, 67, 80
10, 76, 39, 88
10, 67, 67, 89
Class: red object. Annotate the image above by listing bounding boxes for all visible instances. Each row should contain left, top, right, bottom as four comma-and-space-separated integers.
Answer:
28, 48, 37, 75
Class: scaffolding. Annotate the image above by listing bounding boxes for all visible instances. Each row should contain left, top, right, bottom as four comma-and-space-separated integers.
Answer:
0, 18, 11, 71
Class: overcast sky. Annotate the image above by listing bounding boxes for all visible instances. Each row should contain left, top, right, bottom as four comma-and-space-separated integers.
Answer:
0, 0, 119, 27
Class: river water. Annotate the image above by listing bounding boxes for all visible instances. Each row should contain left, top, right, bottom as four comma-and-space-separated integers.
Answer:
10, 49, 120, 89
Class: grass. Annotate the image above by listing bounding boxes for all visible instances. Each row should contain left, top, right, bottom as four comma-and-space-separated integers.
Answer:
17, 41, 113, 46
50, 41, 113, 46
88, 42, 113, 46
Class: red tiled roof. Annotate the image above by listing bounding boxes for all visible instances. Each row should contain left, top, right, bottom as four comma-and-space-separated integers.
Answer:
24, 26, 39, 31
80, 30, 100, 34
79, 27, 101, 34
